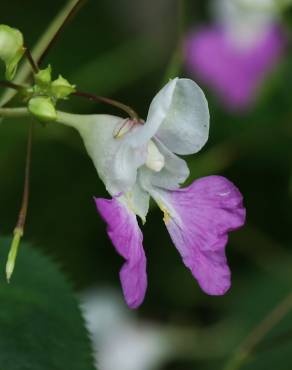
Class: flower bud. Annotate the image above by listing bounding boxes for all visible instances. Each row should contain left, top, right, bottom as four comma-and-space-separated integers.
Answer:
35, 65, 52, 87
0, 24, 25, 80
6, 227, 23, 282
28, 96, 57, 122
51, 75, 76, 99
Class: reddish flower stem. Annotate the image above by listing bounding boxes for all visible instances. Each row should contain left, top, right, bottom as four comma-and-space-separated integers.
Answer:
16, 122, 33, 232
73, 90, 140, 121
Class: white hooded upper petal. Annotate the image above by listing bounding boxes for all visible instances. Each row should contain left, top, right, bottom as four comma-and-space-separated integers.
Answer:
152, 78, 210, 155
130, 78, 209, 156
130, 78, 178, 146
56, 112, 148, 195
56, 77, 209, 199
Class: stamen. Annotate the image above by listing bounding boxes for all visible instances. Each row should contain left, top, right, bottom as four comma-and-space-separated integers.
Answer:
113, 118, 136, 138
157, 201, 171, 224
145, 140, 165, 172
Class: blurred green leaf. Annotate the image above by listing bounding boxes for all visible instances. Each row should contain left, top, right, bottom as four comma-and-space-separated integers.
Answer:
0, 237, 95, 370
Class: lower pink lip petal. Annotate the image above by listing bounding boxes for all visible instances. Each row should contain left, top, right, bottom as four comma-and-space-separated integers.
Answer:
160, 176, 246, 295
95, 197, 147, 309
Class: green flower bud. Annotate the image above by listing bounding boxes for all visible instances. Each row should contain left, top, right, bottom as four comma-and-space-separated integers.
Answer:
28, 96, 57, 122
51, 75, 76, 99
6, 227, 23, 282
0, 25, 25, 80
35, 65, 52, 87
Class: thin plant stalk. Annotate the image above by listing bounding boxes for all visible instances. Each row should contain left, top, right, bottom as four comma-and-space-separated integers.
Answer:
24, 47, 39, 73
0, 107, 29, 118
223, 292, 292, 370
73, 90, 140, 121
38, 0, 87, 66
6, 123, 33, 281
0, 80, 24, 91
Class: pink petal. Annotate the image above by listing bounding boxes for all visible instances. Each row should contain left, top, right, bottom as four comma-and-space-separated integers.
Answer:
184, 25, 285, 110
95, 197, 147, 308
161, 176, 246, 295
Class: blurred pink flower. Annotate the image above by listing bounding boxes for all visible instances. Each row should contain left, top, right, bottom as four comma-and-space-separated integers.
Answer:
184, 24, 285, 111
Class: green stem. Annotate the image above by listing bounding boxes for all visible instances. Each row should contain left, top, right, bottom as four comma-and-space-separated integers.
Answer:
0, 107, 29, 118
0, 80, 24, 91
222, 292, 292, 370
24, 47, 40, 73
0, 0, 85, 107
6, 122, 33, 282
38, 0, 87, 66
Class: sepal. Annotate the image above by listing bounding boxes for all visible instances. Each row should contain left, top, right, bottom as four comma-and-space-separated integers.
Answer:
28, 96, 57, 122
51, 75, 76, 99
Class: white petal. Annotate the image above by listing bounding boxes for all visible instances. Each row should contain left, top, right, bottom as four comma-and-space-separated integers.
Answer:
56, 112, 147, 195
120, 182, 150, 223
123, 78, 179, 148
139, 138, 190, 191
155, 78, 209, 155
102, 78, 203, 157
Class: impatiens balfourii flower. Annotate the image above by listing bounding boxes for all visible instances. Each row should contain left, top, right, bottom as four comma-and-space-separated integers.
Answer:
57, 78, 246, 308
184, 0, 285, 111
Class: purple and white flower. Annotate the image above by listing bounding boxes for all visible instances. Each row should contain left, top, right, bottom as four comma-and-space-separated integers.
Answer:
184, 0, 285, 110
57, 78, 246, 308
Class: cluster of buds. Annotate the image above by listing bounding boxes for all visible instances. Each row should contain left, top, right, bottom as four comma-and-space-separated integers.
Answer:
0, 24, 76, 123
27, 65, 76, 122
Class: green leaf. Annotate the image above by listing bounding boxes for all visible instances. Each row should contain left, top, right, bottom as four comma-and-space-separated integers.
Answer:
0, 237, 96, 370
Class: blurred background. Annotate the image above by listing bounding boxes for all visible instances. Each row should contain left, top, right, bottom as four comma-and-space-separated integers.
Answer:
0, 0, 292, 369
